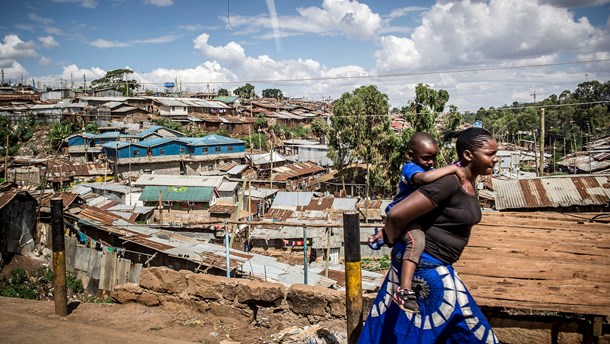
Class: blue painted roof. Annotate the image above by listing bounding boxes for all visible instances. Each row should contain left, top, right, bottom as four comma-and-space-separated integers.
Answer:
93, 131, 121, 139
135, 125, 162, 137
133, 137, 176, 148
67, 133, 96, 139
101, 141, 131, 149
189, 134, 245, 146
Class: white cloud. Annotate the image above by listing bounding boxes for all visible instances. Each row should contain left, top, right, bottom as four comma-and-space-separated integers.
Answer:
51, 0, 98, 9
144, 0, 173, 7
178, 24, 204, 31
39, 56, 52, 65
27, 13, 53, 25
38, 36, 59, 48
0, 60, 29, 80
373, 0, 609, 73
295, 0, 381, 39
89, 38, 130, 48
60, 64, 106, 81
15, 24, 35, 31
538, 0, 610, 8
131, 34, 179, 44
225, 0, 382, 40
0, 35, 37, 60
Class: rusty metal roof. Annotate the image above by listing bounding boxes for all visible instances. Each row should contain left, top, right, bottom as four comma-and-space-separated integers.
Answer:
208, 203, 236, 215
493, 175, 610, 210
46, 162, 112, 178
40, 192, 82, 209
0, 189, 36, 209
272, 161, 325, 181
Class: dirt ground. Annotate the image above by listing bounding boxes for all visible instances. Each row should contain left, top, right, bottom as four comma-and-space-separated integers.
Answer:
1, 255, 608, 344
0, 255, 346, 344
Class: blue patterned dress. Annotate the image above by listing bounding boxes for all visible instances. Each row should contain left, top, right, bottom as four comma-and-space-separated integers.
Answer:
358, 241, 499, 344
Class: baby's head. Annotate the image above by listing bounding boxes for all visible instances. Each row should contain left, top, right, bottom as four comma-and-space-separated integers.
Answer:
407, 132, 439, 170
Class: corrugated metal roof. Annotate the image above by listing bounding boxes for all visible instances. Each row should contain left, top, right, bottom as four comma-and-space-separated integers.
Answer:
140, 185, 214, 202
217, 181, 239, 192
72, 204, 345, 284
272, 161, 325, 181
227, 164, 248, 175
247, 152, 286, 165
187, 134, 245, 146
82, 182, 139, 194
272, 191, 314, 207
134, 174, 225, 188
493, 175, 610, 210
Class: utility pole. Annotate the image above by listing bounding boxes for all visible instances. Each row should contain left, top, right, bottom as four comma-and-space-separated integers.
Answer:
530, 91, 537, 104
539, 108, 545, 177
4, 135, 8, 181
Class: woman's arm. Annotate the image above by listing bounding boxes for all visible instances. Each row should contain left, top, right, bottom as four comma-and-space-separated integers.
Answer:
384, 190, 436, 244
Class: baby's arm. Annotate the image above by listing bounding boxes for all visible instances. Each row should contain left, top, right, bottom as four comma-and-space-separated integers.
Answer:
411, 165, 465, 185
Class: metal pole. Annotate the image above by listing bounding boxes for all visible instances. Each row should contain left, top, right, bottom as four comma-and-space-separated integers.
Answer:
343, 211, 363, 344
539, 108, 545, 177
224, 220, 230, 278
50, 198, 68, 316
303, 225, 308, 285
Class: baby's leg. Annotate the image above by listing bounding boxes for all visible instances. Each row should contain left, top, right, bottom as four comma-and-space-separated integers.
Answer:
400, 229, 426, 290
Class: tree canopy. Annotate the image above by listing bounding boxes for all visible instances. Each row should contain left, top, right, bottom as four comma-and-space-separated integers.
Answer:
262, 88, 283, 99
91, 68, 141, 96
217, 88, 229, 97
329, 85, 394, 196
234, 83, 256, 99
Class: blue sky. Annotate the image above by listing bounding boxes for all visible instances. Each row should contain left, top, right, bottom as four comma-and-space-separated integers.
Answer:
0, 0, 609, 111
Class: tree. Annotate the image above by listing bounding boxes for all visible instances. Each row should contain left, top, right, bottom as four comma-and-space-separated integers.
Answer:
329, 85, 394, 197
47, 121, 74, 151
84, 123, 99, 134
262, 88, 283, 99
91, 68, 141, 96
234, 83, 256, 99
311, 118, 329, 141
154, 117, 181, 131
397, 83, 457, 172
217, 88, 229, 97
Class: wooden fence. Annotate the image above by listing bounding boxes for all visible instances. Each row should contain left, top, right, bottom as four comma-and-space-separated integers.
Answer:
64, 236, 142, 295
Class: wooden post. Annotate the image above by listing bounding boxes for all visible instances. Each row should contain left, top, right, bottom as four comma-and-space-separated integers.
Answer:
539, 108, 545, 177
158, 191, 163, 224
343, 211, 363, 344
51, 198, 68, 316
303, 224, 308, 285
4, 135, 8, 181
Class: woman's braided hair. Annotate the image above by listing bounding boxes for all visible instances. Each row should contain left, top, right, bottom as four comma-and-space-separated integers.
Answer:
443, 127, 494, 158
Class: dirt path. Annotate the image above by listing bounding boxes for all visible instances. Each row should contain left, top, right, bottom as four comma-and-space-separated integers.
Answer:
0, 296, 267, 344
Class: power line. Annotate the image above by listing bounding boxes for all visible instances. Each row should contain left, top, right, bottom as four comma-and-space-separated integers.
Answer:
31, 58, 610, 86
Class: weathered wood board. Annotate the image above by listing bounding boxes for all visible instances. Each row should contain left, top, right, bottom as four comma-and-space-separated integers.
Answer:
456, 212, 610, 316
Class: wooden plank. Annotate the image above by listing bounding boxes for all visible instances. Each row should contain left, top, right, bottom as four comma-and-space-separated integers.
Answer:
98, 251, 117, 292
74, 245, 91, 272
455, 211, 610, 317
129, 263, 143, 284
64, 236, 77, 273
115, 258, 130, 286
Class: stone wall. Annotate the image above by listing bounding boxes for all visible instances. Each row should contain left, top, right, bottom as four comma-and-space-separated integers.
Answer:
110, 267, 365, 327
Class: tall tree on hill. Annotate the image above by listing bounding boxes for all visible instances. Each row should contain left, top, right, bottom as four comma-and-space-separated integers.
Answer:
91, 68, 141, 96
392, 84, 460, 181
234, 83, 256, 99
329, 85, 394, 197
262, 88, 283, 99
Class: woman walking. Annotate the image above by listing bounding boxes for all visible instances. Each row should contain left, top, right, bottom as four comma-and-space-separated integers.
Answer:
359, 127, 500, 344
